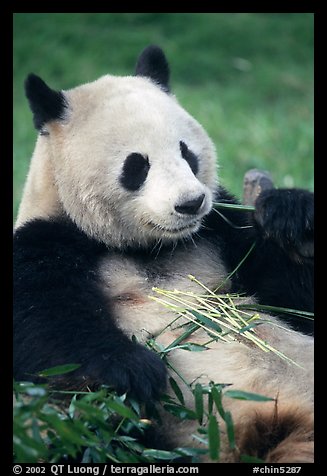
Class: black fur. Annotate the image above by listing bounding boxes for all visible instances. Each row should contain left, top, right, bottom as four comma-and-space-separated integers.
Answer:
13, 218, 167, 401
180, 141, 199, 175
120, 153, 150, 191
200, 187, 314, 334
25, 74, 67, 130
135, 45, 170, 92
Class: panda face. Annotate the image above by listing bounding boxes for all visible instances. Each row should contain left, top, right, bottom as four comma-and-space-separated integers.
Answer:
21, 48, 219, 249
41, 74, 218, 249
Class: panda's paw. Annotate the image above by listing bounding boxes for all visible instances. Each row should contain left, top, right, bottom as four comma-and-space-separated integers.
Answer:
254, 188, 314, 257
96, 343, 167, 402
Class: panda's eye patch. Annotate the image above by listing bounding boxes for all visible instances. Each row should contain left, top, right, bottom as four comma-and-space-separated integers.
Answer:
120, 153, 150, 191
179, 141, 199, 175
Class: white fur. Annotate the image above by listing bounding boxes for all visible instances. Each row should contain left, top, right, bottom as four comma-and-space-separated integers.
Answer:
98, 239, 231, 340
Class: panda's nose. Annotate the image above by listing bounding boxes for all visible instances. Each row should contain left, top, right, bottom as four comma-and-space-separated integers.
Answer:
175, 194, 205, 215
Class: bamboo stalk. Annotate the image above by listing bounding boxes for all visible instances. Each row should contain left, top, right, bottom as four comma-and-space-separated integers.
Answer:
150, 280, 303, 367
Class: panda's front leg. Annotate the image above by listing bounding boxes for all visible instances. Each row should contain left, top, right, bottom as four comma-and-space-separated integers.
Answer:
253, 188, 314, 261
242, 188, 314, 332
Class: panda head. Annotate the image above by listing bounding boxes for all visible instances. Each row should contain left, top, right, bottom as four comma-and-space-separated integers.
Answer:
24, 45, 218, 249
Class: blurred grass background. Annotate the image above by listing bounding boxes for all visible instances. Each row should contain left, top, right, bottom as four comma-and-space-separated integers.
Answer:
13, 13, 314, 220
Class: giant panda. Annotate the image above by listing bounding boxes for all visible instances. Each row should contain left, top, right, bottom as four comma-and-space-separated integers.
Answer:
13, 45, 314, 463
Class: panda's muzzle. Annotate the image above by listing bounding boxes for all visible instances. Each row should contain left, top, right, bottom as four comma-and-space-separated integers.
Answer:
174, 193, 205, 215
144, 193, 208, 237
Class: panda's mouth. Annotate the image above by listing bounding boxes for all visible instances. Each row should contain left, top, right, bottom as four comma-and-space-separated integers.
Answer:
163, 223, 198, 233
146, 220, 200, 235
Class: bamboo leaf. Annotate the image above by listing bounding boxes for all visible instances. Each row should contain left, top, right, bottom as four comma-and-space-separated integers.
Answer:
105, 398, 138, 420
225, 389, 275, 402
128, 398, 141, 417
237, 303, 314, 319
208, 414, 220, 461
211, 385, 226, 420
164, 323, 200, 351
68, 394, 77, 418
189, 310, 222, 332
208, 392, 213, 414
38, 363, 81, 377
181, 342, 208, 351
163, 403, 197, 420
192, 434, 209, 446
239, 323, 262, 333
169, 377, 185, 405
175, 447, 208, 457
224, 411, 235, 449
162, 342, 208, 353
193, 383, 204, 424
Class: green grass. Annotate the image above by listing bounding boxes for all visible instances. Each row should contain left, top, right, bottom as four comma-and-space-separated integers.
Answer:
13, 13, 314, 219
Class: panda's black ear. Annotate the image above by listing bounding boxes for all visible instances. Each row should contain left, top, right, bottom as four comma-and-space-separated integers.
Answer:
24, 74, 68, 131
135, 45, 170, 93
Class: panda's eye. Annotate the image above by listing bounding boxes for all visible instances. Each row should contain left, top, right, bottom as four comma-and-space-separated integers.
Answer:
180, 141, 199, 175
120, 153, 150, 191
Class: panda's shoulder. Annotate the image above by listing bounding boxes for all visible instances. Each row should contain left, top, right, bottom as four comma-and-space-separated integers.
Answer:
13, 217, 105, 260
